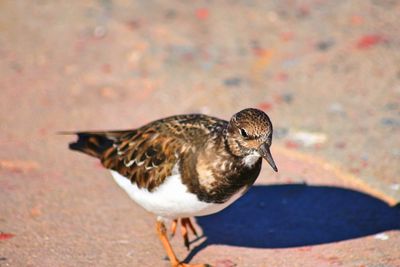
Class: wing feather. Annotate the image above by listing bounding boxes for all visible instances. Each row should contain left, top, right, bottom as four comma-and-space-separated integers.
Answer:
67, 114, 225, 191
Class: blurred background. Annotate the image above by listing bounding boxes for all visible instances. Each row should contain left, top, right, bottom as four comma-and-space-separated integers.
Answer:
1, 1, 399, 266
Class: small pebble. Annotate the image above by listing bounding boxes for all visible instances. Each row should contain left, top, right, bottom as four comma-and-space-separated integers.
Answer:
274, 127, 289, 139
374, 233, 389, 240
389, 184, 400, 191
281, 93, 293, 103
316, 39, 335, 51
224, 77, 242, 87
328, 102, 344, 115
165, 10, 177, 19
384, 103, 398, 110
126, 250, 135, 257
289, 130, 327, 147
381, 118, 400, 127
391, 149, 400, 157
93, 26, 107, 38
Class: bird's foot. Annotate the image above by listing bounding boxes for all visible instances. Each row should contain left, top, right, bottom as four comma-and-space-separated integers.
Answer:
157, 219, 208, 267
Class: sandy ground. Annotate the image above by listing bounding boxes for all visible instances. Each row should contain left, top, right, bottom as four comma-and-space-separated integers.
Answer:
1, 1, 399, 266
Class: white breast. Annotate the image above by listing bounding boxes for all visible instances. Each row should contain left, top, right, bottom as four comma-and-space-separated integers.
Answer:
110, 165, 246, 219
243, 151, 261, 167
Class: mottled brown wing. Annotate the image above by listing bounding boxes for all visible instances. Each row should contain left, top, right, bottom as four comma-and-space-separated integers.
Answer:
67, 114, 224, 191
100, 128, 187, 191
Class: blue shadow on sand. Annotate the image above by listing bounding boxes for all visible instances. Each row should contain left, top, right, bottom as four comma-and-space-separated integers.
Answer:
185, 184, 400, 261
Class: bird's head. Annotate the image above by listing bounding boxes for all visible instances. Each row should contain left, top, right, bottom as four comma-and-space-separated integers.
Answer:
226, 108, 278, 172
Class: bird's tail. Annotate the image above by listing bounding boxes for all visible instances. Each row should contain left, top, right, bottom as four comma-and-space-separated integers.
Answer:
59, 131, 129, 159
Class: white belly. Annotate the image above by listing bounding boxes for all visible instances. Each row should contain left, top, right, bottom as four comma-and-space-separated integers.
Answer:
111, 170, 246, 219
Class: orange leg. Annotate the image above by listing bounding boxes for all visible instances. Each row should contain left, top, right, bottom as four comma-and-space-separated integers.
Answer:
156, 218, 209, 267
182, 218, 198, 237
170, 218, 199, 250
171, 219, 178, 237
181, 218, 199, 250
156, 219, 180, 266
181, 219, 189, 250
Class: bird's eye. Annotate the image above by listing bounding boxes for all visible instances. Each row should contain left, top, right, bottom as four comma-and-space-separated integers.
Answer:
239, 128, 248, 138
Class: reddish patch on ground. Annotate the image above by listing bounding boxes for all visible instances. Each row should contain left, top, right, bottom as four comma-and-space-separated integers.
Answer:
0, 233, 15, 240
349, 168, 360, 174
253, 47, 271, 57
38, 127, 48, 136
195, 8, 209, 20
280, 31, 294, 42
101, 63, 112, 74
335, 142, 347, 149
285, 140, 300, 149
361, 160, 368, 167
351, 15, 364, 26
125, 20, 141, 31
30, 207, 42, 218
258, 102, 273, 111
314, 143, 323, 150
356, 34, 384, 49
275, 72, 288, 81
298, 246, 312, 252
0, 160, 39, 173
297, 4, 310, 17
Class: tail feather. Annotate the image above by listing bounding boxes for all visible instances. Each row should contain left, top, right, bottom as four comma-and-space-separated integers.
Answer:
70, 133, 114, 158
60, 131, 128, 159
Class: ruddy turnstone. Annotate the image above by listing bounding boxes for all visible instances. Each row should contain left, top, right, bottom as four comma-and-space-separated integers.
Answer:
64, 108, 277, 267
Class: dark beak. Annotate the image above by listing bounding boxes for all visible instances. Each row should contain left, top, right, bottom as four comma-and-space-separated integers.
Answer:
258, 143, 278, 172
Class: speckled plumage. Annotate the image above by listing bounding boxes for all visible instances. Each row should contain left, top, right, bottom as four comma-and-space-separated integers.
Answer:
67, 109, 277, 205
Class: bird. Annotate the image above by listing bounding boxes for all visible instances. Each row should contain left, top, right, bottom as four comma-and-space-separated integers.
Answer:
64, 108, 278, 267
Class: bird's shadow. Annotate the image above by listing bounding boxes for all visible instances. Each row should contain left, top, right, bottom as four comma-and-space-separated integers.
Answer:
185, 184, 400, 261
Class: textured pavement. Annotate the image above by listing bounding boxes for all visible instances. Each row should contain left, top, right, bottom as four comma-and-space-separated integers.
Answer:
1, 1, 399, 266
